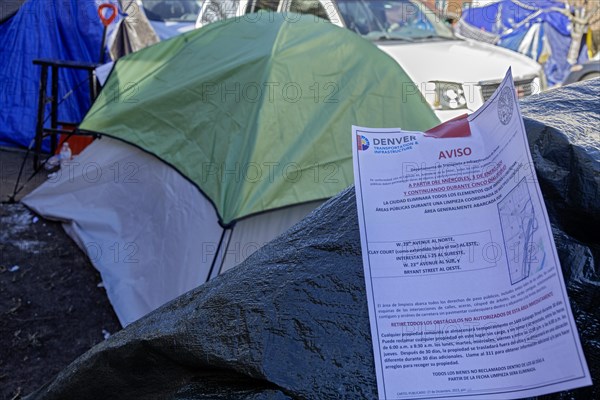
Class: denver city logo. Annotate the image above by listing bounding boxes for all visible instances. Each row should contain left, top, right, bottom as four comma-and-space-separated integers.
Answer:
357, 135, 370, 151
371, 135, 418, 155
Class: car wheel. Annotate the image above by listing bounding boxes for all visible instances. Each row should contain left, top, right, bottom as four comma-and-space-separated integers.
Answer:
579, 72, 600, 81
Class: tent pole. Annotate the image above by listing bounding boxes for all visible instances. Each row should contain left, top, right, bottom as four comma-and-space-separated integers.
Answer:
216, 225, 235, 277
206, 228, 228, 282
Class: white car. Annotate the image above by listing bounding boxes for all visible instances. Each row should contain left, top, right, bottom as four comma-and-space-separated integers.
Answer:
136, 0, 202, 39
196, 0, 546, 121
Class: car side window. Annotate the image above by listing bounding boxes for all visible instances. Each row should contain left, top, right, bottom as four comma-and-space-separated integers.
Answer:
289, 0, 329, 21
143, 0, 201, 21
246, 0, 280, 13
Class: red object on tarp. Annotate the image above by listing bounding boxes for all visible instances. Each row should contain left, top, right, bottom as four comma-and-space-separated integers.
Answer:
54, 125, 94, 155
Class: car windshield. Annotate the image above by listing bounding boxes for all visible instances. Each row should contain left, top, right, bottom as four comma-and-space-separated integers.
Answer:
336, 0, 454, 41
142, 0, 202, 22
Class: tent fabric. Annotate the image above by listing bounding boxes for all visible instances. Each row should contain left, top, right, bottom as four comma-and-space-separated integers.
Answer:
80, 12, 439, 225
0, 0, 119, 149
217, 201, 323, 275
22, 136, 324, 326
23, 136, 324, 326
458, 0, 583, 86
24, 137, 223, 325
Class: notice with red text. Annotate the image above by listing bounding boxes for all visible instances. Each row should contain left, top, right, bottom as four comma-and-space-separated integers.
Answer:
352, 70, 591, 399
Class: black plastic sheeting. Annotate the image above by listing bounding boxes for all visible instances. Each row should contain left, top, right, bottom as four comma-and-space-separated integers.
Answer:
0, 0, 27, 24
25, 80, 599, 399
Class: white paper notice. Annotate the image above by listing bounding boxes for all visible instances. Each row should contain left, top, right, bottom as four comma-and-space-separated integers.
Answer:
352, 70, 591, 400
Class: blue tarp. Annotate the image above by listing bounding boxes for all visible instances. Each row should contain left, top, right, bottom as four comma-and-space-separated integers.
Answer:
461, 0, 586, 86
0, 0, 117, 149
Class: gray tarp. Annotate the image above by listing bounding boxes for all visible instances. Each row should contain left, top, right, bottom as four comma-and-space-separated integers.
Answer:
109, 0, 160, 60
26, 79, 600, 399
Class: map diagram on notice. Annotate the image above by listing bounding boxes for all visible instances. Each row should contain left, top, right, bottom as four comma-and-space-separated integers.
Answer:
498, 177, 538, 285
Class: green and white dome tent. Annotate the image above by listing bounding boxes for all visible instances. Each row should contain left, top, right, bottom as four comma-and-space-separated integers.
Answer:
24, 12, 438, 326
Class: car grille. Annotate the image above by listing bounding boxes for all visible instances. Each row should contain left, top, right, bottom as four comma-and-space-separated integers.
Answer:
480, 78, 536, 101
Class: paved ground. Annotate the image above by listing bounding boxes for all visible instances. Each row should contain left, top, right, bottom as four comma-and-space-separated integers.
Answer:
0, 147, 120, 400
